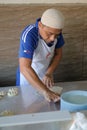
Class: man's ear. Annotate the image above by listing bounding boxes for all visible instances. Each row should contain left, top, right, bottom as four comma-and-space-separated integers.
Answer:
38, 21, 43, 29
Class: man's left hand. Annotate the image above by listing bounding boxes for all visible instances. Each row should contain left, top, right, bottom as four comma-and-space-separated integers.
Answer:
42, 74, 54, 88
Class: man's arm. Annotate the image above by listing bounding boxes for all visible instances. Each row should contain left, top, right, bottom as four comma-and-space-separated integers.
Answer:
46, 47, 62, 74
42, 47, 62, 87
19, 58, 60, 102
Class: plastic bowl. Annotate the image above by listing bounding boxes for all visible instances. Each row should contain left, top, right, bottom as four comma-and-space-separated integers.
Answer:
60, 90, 87, 112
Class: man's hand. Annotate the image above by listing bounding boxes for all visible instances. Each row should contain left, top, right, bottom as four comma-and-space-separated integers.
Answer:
42, 74, 54, 88
43, 89, 60, 102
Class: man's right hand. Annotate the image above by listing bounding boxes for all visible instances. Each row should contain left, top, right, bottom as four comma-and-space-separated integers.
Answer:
43, 89, 60, 102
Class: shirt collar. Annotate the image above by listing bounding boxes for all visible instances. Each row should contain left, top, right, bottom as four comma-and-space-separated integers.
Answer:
35, 18, 41, 28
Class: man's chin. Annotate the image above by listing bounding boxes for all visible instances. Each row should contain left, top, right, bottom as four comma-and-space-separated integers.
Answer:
44, 39, 53, 44
44, 40, 49, 44
45, 41, 51, 44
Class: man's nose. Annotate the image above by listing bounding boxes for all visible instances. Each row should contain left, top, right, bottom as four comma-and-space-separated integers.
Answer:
50, 35, 55, 42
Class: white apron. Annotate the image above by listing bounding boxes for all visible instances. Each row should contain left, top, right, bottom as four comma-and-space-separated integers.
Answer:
20, 38, 57, 106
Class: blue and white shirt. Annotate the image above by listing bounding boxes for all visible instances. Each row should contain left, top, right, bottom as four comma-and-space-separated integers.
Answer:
16, 18, 65, 86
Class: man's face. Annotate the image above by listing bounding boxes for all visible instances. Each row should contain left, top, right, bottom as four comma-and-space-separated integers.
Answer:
38, 22, 62, 44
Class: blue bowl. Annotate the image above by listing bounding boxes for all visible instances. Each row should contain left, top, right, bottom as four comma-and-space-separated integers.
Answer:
60, 90, 87, 112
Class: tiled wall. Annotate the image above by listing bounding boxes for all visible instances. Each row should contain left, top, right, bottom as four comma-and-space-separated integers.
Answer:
0, 4, 87, 86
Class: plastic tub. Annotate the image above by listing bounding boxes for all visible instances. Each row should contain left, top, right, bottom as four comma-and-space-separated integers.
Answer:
60, 90, 87, 112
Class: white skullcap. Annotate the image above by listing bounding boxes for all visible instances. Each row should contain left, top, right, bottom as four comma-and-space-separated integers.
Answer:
41, 8, 64, 29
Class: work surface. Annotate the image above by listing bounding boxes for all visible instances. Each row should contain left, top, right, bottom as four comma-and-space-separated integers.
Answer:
0, 80, 87, 129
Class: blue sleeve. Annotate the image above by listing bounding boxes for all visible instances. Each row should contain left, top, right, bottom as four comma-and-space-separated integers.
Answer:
19, 27, 38, 59
55, 33, 65, 48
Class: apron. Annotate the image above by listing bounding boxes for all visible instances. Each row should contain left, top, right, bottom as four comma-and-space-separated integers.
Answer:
20, 38, 57, 105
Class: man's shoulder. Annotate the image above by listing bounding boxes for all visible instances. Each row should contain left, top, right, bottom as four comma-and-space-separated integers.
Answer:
22, 24, 38, 35
21, 24, 38, 43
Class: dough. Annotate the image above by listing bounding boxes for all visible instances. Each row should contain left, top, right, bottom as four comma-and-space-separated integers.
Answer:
7, 87, 18, 97
0, 91, 6, 96
49, 86, 63, 95
0, 110, 14, 116
0, 91, 6, 99
36, 86, 63, 97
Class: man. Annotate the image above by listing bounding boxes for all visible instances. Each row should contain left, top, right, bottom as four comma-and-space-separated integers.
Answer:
16, 8, 65, 102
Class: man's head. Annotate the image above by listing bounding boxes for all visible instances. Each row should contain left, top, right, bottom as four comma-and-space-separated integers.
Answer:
41, 8, 64, 29
38, 8, 64, 44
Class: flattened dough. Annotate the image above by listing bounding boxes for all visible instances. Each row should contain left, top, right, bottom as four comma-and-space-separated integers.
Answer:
49, 86, 63, 95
